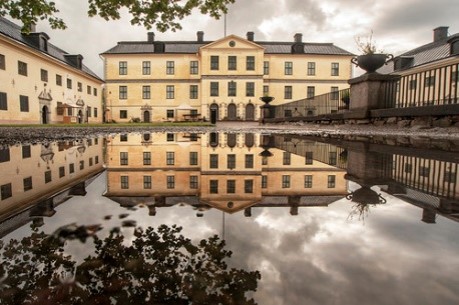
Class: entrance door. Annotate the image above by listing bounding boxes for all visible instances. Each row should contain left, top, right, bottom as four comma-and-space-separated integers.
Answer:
144, 111, 151, 123
245, 104, 255, 121
210, 103, 219, 124
227, 104, 237, 120
41, 106, 48, 124
78, 110, 83, 124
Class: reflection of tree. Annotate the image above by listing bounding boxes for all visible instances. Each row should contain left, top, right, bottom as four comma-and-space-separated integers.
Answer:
0, 224, 260, 304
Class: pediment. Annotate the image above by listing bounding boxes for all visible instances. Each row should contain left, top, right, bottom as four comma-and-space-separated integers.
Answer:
200, 35, 264, 51
38, 89, 52, 101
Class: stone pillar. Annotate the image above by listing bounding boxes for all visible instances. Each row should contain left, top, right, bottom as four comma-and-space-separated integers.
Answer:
346, 73, 401, 119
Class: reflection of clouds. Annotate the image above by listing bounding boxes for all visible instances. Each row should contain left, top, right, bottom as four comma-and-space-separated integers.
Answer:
3, 175, 459, 304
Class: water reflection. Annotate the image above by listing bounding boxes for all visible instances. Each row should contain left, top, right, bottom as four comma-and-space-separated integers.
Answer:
0, 224, 260, 304
1, 132, 459, 304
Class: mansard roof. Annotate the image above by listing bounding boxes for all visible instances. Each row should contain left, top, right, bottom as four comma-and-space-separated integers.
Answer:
101, 37, 354, 56
0, 17, 102, 81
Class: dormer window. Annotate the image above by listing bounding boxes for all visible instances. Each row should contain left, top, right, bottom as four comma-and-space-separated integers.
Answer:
40, 36, 48, 52
450, 38, 459, 55
394, 56, 414, 71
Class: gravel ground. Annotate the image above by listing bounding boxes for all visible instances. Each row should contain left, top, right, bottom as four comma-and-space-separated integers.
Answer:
0, 122, 458, 146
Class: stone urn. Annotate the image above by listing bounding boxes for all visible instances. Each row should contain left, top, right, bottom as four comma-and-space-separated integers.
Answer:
351, 54, 393, 73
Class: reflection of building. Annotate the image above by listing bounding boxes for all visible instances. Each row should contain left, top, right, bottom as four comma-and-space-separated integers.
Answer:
384, 154, 459, 223
103, 133, 348, 215
0, 17, 103, 124
101, 32, 353, 123
0, 138, 105, 231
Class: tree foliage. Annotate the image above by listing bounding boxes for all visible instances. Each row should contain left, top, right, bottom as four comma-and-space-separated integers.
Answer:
0, 0, 235, 33
0, 224, 260, 304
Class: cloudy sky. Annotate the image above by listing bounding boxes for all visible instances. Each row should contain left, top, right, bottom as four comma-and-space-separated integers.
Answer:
21, 0, 459, 77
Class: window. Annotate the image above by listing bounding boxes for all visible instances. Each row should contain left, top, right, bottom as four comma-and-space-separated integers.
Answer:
419, 166, 430, 177
142, 85, 151, 99
263, 61, 269, 75
0, 147, 10, 162
0, 54, 5, 70
44, 171, 52, 183
167, 133, 174, 141
282, 175, 290, 188
95, 156, 99, 164
166, 109, 174, 119
69, 163, 75, 174
67, 78, 72, 89
285, 62, 293, 75
18, 61, 27, 76
307, 62, 316, 75
56, 74, 62, 86
329, 152, 337, 165
142, 61, 151, 75
0, 92, 7, 111
425, 76, 435, 87
228, 56, 237, 70
166, 61, 175, 74
143, 176, 152, 189
23, 177, 33, 191
444, 171, 457, 183
307, 86, 315, 99
120, 152, 128, 165
59, 166, 65, 178
190, 152, 198, 165
166, 85, 174, 99
93, 88, 98, 96
190, 61, 199, 74
190, 85, 198, 99
143, 152, 151, 165
19, 95, 29, 112
0, 183, 12, 200
121, 176, 129, 189
284, 86, 292, 99
305, 152, 313, 164
120, 110, 128, 119
210, 56, 219, 70
167, 176, 175, 189
331, 62, 339, 76
89, 157, 93, 166
119, 86, 128, 99
327, 175, 336, 188
87, 106, 92, 118
261, 175, 268, 188
227, 180, 236, 194
22, 145, 31, 158
227, 154, 236, 169
245, 180, 254, 193
304, 175, 313, 188
245, 154, 254, 168
94, 107, 98, 118
77, 82, 82, 92
166, 152, 175, 165
210, 82, 219, 96
190, 176, 198, 189
87, 85, 92, 94
246, 82, 255, 97
119, 61, 127, 75
210, 180, 218, 194
330, 86, 339, 100
79, 160, 85, 170
210, 154, 219, 168
283, 152, 291, 165
40, 69, 48, 82
246, 56, 255, 70
120, 134, 128, 142
228, 81, 237, 97
263, 85, 269, 96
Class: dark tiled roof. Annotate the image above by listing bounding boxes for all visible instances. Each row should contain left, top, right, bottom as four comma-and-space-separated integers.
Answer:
0, 17, 102, 81
102, 39, 354, 56
379, 33, 459, 74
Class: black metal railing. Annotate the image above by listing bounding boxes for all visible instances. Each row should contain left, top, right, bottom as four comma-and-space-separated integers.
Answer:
382, 63, 459, 108
273, 88, 350, 119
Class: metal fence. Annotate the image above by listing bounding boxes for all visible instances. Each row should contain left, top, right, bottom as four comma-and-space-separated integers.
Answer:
273, 88, 350, 119
381, 63, 459, 108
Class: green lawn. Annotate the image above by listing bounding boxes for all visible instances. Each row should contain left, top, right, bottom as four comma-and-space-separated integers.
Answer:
0, 122, 214, 128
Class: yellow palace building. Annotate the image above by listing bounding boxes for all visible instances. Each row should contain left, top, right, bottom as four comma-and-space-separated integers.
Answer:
0, 17, 103, 124
101, 31, 353, 123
